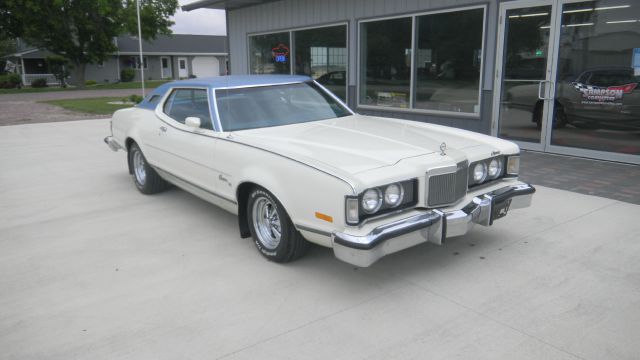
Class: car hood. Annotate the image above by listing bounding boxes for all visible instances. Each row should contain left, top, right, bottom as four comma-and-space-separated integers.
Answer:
232, 115, 494, 175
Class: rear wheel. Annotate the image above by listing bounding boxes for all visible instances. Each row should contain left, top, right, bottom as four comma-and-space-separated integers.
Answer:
128, 143, 168, 194
247, 187, 308, 263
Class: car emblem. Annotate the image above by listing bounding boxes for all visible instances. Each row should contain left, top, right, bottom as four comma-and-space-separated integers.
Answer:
439, 142, 447, 156
491, 150, 501, 156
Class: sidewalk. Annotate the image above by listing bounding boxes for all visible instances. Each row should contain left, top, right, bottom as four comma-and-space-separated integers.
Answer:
520, 151, 640, 205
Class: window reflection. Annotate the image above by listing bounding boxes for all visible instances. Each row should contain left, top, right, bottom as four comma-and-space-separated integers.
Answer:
360, 17, 412, 108
552, 0, 640, 155
249, 32, 290, 75
294, 25, 348, 101
415, 8, 484, 113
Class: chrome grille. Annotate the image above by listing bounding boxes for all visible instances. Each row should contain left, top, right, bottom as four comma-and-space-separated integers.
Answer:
427, 161, 468, 207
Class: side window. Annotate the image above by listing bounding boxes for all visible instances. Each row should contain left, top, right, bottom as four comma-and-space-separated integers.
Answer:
162, 88, 213, 130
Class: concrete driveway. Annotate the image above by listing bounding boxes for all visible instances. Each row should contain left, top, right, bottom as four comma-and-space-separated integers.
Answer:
1, 120, 639, 360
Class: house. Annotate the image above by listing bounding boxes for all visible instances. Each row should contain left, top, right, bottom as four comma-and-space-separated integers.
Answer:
5, 34, 228, 86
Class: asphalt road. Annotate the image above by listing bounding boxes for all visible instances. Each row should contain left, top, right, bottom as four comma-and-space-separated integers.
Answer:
1, 120, 639, 360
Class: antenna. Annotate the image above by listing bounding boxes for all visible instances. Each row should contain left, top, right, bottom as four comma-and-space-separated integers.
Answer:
136, 0, 145, 97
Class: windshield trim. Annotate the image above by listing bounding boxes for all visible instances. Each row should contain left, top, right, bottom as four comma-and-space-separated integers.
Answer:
212, 80, 354, 132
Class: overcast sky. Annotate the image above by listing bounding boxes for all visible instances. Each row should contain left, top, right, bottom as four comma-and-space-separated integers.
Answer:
171, 1, 226, 35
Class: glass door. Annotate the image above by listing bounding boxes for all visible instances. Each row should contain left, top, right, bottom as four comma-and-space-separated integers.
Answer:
494, 1, 556, 149
547, 0, 640, 162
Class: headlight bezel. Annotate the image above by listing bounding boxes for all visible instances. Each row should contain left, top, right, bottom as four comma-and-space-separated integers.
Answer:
345, 179, 418, 225
468, 154, 518, 187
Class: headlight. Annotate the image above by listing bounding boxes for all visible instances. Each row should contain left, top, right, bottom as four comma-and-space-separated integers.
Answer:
346, 179, 417, 225
472, 162, 487, 183
361, 188, 382, 214
506, 155, 520, 175
384, 183, 404, 207
488, 158, 502, 179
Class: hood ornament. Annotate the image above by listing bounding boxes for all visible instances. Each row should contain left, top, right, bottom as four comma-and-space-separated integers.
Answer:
439, 142, 447, 156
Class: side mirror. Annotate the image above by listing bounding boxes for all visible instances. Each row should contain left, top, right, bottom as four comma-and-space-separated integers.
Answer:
185, 116, 201, 128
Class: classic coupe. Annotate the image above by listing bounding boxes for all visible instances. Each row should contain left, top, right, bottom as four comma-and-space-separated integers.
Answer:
104, 75, 535, 267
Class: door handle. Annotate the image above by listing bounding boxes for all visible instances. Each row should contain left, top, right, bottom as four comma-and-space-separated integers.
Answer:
537, 80, 553, 100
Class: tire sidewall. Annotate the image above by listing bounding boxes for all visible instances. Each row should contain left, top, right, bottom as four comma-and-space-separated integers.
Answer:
247, 188, 290, 261
129, 144, 147, 191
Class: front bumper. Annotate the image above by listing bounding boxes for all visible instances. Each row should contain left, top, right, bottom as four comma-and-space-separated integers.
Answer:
332, 183, 535, 267
104, 136, 123, 152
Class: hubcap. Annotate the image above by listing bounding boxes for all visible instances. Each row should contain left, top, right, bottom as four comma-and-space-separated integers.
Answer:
252, 197, 282, 250
132, 150, 146, 185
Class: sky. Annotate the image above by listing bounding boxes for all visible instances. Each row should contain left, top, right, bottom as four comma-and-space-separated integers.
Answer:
170, 1, 226, 35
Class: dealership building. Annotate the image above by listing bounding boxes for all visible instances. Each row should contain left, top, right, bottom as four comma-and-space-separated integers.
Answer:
185, 0, 640, 164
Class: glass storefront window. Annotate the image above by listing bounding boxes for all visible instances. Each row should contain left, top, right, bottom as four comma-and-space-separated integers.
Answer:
415, 8, 484, 113
359, 17, 412, 108
294, 25, 348, 101
552, 0, 640, 155
249, 32, 291, 74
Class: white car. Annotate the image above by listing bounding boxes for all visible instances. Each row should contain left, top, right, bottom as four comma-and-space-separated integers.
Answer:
104, 75, 535, 267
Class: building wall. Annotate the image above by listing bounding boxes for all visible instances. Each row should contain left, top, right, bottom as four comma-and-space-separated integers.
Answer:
227, 0, 500, 134
83, 56, 120, 83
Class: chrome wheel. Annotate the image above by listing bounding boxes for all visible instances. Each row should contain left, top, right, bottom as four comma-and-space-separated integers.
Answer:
251, 196, 281, 250
132, 150, 146, 185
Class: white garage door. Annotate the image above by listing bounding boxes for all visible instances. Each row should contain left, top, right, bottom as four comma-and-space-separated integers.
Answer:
191, 56, 220, 78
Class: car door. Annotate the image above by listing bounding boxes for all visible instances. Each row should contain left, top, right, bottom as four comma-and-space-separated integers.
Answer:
147, 87, 221, 194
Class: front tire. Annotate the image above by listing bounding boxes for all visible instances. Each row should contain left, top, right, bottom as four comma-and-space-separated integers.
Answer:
247, 187, 308, 263
128, 143, 168, 194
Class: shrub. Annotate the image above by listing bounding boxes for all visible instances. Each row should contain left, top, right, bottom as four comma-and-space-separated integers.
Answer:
46, 56, 71, 87
85, 80, 97, 86
188, 74, 197, 79
0, 73, 22, 88
31, 78, 48, 88
120, 68, 135, 82
129, 94, 143, 104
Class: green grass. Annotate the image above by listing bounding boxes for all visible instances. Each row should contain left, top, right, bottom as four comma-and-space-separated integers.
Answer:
42, 97, 136, 114
0, 80, 169, 94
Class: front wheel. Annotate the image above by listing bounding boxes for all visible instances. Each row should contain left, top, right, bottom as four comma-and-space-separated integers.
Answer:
247, 187, 308, 263
128, 143, 168, 194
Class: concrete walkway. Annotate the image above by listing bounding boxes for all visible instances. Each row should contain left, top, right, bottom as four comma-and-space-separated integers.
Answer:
1, 120, 639, 360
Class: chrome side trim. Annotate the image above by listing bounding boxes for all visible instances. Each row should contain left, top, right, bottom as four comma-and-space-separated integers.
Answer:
153, 166, 237, 205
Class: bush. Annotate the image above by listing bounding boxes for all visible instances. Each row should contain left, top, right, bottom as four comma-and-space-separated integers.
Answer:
85, 80, 97, 86
31, 78, 48, 88
46, 56, 71, 87
0, 73, 22, 88
129, 94, 143, 104
120, 68, 135, 82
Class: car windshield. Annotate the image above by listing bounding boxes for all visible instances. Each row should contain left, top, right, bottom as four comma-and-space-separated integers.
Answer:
215, 81, 351, 131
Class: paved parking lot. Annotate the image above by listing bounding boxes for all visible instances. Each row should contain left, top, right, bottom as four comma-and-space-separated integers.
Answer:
1, 120, 639, 360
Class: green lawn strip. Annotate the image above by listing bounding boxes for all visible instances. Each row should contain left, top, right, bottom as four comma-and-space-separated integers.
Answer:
42, 97, 136, 114
0, 80, 169, 94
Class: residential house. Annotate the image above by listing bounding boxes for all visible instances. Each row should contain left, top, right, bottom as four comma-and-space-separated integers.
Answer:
5, 34, 227, 86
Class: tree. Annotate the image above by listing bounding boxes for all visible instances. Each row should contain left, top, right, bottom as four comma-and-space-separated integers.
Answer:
46, 55, 71, 87
0, 0, 178, 86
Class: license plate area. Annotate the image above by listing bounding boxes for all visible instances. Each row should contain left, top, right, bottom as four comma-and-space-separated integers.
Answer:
490, 198, 512, 224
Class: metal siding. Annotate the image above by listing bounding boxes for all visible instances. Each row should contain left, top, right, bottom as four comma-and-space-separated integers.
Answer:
226, 0, 497, 134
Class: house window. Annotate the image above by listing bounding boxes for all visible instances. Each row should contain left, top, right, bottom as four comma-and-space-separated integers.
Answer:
129, 56, 148, 69
359, 6, 486, 115
249, 32, 290, 74
97, 61, 105, 68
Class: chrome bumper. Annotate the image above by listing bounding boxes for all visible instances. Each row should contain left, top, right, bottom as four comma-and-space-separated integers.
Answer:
104, 136, 123, 152
332, 183, 535, 267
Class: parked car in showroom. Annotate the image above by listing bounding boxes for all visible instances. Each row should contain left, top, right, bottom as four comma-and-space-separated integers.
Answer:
104, 75, 535, 267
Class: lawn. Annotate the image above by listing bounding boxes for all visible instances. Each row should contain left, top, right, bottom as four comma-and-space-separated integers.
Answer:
42, 97, 136, 114
0, 80, 169, 94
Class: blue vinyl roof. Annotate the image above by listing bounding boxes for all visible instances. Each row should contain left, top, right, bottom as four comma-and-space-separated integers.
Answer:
138, 75, 312, 110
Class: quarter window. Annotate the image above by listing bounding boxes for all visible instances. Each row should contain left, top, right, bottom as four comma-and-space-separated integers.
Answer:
163, 89, 213, 130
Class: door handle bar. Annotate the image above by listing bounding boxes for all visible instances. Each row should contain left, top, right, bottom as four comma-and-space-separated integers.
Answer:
537, 80, 554, 100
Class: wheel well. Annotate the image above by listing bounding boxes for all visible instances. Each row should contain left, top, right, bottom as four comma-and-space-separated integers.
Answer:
236, 182, 257, 238
125, 138, 135, 174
